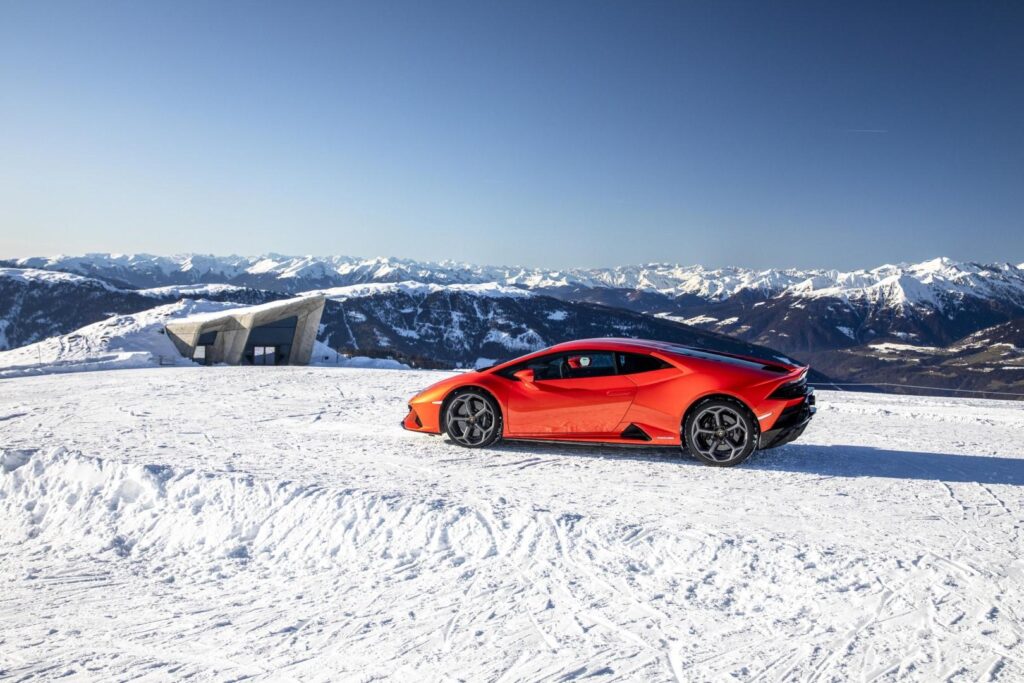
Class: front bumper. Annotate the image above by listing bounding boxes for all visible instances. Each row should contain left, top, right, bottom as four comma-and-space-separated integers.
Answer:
759, 390, 816, 450
402, 404, 424, 431
402, 402, 443, 433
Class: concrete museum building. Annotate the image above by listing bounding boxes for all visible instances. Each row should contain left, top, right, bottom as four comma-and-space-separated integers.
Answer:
164, 295, 326, 366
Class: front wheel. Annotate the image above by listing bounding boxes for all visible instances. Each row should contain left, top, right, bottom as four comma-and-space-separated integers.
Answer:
443, 390, 502, 448
683, 399, 757, 467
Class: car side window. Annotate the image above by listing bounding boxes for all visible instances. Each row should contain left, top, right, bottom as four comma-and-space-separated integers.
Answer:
617, 352, 672, 374
498, 354, 559, 380
504, 351, 619, 380
528, 355, 566, 381
560, 352, 617, 379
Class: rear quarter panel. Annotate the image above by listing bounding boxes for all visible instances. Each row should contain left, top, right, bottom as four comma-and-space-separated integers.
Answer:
659, 356, 798, 425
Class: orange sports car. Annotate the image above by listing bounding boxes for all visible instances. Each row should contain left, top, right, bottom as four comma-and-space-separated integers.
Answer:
402, 338, 816, 467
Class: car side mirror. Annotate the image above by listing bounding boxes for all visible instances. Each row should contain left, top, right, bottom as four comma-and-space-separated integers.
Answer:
513, 368, 535, 383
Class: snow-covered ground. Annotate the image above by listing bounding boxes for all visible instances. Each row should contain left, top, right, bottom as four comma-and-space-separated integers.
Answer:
1, 368, 1022, 681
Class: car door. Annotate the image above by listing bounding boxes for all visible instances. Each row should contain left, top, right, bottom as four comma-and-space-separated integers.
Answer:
505, 351, 637, 436
612, 351, 683, 435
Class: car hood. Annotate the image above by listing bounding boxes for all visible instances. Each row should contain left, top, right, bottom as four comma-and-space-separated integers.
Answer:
411, 371, 483, 402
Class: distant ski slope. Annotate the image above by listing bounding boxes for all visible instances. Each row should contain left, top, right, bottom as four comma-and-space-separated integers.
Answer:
2, 367, 1022, 680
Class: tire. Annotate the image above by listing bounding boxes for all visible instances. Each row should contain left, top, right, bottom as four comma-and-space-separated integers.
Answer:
682, 398, 758, 467
442, 389, 502, 448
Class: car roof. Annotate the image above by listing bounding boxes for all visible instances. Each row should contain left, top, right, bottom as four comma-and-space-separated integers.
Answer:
529, 337, 801, 372
546, 337, 676, 353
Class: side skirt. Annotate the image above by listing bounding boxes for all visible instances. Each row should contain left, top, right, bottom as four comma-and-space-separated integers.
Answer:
504, 437, 680, 449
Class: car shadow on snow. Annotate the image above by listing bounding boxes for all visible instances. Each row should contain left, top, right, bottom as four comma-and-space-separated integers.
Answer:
494, 440, 1024, 486
751, 444, 1024, 486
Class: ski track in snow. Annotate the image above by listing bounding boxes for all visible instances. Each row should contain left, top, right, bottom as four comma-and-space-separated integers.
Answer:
1, 368, 1022, 681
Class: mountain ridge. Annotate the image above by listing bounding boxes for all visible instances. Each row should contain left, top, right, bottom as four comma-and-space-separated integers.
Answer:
3, 254, 1024, 396
7, 253, 1024, 306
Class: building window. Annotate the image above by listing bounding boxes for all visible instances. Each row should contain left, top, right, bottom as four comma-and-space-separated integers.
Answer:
245, 316, 296, 365
253, 346, 277, 366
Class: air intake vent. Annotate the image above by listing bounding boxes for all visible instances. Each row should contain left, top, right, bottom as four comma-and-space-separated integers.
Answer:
408, 405, 423, 428
620, 424, 652, 441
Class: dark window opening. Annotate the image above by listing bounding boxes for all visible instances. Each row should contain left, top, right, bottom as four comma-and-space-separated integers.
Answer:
192, 344, 213, 365
616, 352, 672, 374
562, 352, 616, 379
244, 316, 297, 365
504, 351, 618, 380
252, 345, 277, 366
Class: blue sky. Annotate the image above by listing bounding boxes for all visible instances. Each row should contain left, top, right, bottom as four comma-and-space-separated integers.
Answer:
1, 1, 1021, 269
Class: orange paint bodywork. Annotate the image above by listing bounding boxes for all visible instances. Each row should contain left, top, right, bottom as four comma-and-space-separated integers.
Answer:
402, 338, 812, 448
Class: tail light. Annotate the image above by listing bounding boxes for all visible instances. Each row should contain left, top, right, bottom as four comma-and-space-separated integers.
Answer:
769, 376, 808, 400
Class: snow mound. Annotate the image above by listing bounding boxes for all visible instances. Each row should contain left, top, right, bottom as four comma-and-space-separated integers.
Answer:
310, 340, 409, 369
0, 448, 494, 568
0, 300, 236, 378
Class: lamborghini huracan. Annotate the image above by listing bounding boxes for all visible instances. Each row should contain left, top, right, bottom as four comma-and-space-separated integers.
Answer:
402, 338, 816, 467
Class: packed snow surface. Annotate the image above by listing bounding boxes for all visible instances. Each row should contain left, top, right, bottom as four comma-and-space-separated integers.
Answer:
310, 340, 409, 369
1, 368, 1023, 681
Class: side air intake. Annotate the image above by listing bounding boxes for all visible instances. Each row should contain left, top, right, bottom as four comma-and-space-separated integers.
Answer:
620, 424, 652, 441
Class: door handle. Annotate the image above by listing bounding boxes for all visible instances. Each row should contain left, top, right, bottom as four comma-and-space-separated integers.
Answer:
605, 390, 633, 397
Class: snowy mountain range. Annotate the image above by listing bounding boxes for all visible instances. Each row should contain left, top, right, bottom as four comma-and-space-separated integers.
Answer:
2, 253, 1024, 395
8, 253, 1024, 304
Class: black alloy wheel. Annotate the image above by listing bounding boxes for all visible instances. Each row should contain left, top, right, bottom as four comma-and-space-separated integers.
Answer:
684, 399, 758, 467
444, 390, 502, 448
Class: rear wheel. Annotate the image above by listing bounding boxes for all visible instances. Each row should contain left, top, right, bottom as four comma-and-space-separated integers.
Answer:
443, 390, 502, 448
683, 399, 757, 467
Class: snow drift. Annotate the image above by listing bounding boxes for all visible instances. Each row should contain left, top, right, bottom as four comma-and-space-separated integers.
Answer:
1, 447, 492, 568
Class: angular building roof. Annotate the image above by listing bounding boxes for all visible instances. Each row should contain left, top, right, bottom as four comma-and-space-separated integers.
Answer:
164, 295, 325, 366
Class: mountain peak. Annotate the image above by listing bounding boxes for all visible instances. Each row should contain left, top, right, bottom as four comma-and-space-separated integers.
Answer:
6, 253, 1023, 309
